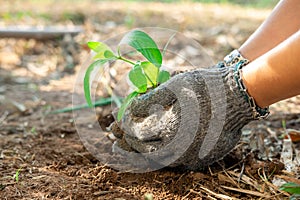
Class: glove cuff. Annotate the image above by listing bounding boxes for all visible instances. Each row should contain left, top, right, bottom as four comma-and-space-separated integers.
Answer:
219, 61, 270, 120
223, 49, 250, 67
219, 65, 254, 128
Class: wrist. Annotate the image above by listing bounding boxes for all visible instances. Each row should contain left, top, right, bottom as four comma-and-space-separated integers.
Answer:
241, 66, 267, 108
233, 61, 270, 119
238, 48, 252, 61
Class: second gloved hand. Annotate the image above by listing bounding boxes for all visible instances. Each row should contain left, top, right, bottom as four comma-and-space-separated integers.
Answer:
112, 64, 254, 170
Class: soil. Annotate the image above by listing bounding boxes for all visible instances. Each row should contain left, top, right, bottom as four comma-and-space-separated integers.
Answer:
0, 1, 299, 199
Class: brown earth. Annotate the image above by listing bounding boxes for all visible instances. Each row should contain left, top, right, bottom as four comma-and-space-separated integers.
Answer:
0, 1, 299, 199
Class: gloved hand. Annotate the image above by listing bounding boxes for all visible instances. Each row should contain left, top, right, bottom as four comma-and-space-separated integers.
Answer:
111, 63, 255, 170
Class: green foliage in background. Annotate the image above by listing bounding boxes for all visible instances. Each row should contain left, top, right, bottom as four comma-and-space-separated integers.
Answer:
0, 0, 278, 24
95, 0, 279, 8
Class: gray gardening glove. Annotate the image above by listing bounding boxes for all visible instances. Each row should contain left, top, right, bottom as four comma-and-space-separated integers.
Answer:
112, 64, 254, 170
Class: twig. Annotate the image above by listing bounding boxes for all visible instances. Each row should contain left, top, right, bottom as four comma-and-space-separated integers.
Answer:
182, 191, 191, 199
198, 186, 237, 200
237, 162, 245, 183
175, 173, 186, 185
275, 175, 300, 185
188, 189, 203, 197
208, 166, 214, 176
262, 178, 289, 197
222, 170, 238, 187
265, 193, 289, 200
221, 185, 271, 198
227, 170, 261, 192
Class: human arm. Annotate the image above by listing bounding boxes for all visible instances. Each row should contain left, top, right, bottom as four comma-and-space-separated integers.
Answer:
242, 29, 300, 108
239, 0, 300, 61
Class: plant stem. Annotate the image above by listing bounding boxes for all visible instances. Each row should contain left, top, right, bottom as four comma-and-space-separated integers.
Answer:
144, 73, 156, 88
117, 56, 135, 65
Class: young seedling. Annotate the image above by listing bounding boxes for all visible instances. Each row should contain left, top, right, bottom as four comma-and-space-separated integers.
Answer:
14, 168, 22, 183
84, 30, 170, 121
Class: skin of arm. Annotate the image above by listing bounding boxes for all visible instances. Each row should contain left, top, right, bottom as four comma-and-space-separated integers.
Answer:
242, 29, 300, 108
239, 0, 300, 61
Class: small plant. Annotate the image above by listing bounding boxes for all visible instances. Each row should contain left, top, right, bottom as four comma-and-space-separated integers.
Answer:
84, 30, 170, 121
14, 168, 22, 183
30, 126, 37, 135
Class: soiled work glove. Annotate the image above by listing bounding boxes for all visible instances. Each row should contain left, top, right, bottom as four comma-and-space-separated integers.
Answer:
112, 64, 255, 170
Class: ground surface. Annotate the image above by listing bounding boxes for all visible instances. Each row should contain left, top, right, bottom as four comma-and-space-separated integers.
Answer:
0, 1, 299, 199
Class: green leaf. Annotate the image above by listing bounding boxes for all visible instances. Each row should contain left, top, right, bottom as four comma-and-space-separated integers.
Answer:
50, 97, 118, 114
15, 170, 19, 183
87, 41, 110, 53
117, 91, 139, 121
87, 41, 115, 60
14, 168, 21, 183
129, 64, 147, 93
141, 61, 159, 87
104, 50, 115, 59
157, 70, 170, 84
280, 182, 300, 194
84, 59, 110, 107
120, 30, 162, 67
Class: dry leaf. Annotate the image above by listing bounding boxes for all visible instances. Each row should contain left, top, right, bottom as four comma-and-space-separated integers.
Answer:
285, 129, 300, 143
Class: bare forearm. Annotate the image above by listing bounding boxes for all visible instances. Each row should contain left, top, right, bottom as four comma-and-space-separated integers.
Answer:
242, 30, 300, 108
239, 0, 300, 61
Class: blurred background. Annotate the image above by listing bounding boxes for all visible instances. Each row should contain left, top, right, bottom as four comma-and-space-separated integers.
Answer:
3, 1, 300, 200
0, 0, 279, 94
0, 0, 282, 114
